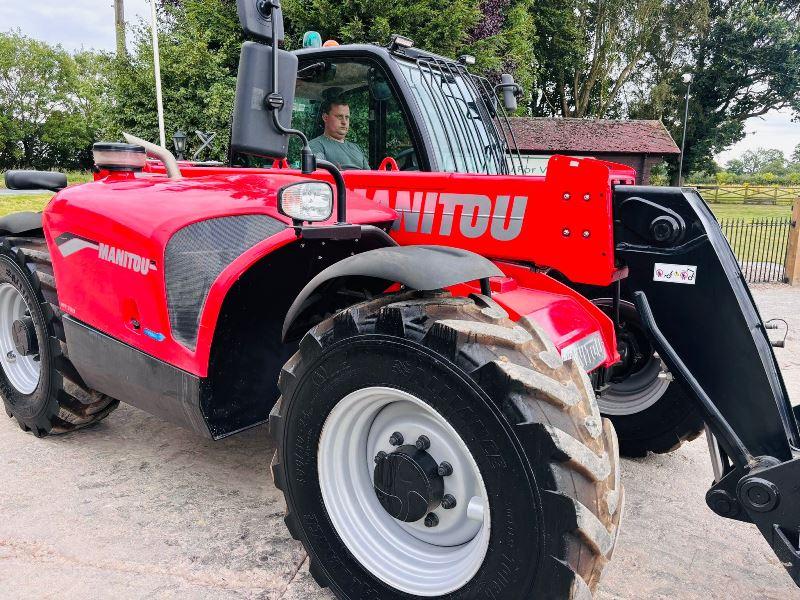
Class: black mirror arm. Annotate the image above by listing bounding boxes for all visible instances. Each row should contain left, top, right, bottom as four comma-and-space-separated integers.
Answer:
268, 109, 316, 174
493, 82, 522, 97
263, 0, 344, 221
315, 159, 347, 224
263, 0, 317, 175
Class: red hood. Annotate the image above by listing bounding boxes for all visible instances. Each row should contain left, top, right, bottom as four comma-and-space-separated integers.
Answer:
48, 170, 397, 247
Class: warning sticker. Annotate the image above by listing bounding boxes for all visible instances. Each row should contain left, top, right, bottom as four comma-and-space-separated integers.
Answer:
653, 263, 697, 284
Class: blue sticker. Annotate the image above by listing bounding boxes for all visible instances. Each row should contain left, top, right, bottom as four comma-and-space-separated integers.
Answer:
144, 329, 166, 342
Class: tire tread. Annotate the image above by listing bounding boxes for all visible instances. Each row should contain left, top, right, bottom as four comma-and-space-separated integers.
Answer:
0, 238, 117, 435
271, 291, 622, 597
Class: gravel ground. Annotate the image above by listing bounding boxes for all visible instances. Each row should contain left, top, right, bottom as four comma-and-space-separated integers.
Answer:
2, 284, 800, 599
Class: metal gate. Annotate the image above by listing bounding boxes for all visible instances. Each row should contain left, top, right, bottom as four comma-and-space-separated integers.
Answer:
718, 217, 792, 283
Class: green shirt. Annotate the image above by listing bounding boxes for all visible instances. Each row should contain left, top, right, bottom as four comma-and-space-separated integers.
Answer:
309, 135, 370, 169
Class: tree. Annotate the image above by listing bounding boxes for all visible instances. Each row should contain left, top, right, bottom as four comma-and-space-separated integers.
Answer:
725, 157, 745, 175
109, 0, 243, 160
0, 31, 108, 170
283, 0, 536, 92
283, 0, 479, 56
111, 0, 537, 161
684, 1, 800, 174
532, 0, 707, 118
634, 1, 800, 178
792, 142, 800, 164
735, 148, 787, 174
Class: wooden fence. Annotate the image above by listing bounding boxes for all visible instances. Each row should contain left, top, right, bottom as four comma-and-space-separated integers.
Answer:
694, 184, 800, 205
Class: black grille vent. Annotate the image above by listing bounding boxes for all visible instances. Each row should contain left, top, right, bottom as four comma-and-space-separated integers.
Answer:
165, 215, 286, 349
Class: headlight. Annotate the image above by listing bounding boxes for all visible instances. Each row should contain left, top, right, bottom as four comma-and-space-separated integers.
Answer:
278, 182, 333, 222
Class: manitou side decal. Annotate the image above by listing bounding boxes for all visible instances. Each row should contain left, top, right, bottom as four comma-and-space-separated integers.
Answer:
98, 243, 157, 275
357, 189, 528, 241
55, 233, 157, 276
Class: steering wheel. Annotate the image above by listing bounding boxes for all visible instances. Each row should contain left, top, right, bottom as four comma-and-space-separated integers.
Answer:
378, 157, 400, 171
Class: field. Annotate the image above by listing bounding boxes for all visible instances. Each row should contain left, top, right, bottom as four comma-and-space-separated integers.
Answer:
707, 203, 793, 279
708, 203, 790, 220
0, 194, 51, 215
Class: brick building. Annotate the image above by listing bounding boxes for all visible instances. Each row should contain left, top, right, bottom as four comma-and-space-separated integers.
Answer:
507, 118, 680, 184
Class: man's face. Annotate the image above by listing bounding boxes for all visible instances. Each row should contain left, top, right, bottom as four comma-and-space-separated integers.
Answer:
322, 103, 350, 141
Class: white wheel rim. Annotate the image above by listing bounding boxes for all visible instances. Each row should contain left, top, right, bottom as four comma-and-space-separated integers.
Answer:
0, 283, 40, 394
318, 386, 491, 596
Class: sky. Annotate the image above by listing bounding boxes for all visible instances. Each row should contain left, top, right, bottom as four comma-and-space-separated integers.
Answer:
2, 0, 799, 166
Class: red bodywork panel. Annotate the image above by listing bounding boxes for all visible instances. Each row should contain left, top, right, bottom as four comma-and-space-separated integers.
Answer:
44, 171, 396, 375
45, 155, 625, 377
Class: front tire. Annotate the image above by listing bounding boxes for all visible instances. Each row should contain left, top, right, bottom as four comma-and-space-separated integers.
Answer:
0, 237, 118, 436
270, 291, 622, 598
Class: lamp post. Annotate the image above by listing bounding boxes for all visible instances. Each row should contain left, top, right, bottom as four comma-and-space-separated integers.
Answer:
173, 130, 187, 160
149, 0, 166, 148
678, 72, 693, 186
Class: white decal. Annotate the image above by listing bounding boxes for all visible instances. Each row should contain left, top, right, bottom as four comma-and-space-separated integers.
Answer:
98, 243, 157, 276
560, 332, 606, 372
361, 189, 528, 241
653, 263, 697, 285
57, 238, 98, 257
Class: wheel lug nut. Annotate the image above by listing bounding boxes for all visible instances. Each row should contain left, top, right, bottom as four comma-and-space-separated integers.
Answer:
424, 512, 439, 527
441, 494, 457, 509
437, 461, 453, 476
415, 435, 430, 451
389, 431, 404, 446
374, 451, 387, 464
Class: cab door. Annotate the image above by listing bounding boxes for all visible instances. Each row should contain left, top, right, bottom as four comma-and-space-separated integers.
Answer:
289, 55, 423, 172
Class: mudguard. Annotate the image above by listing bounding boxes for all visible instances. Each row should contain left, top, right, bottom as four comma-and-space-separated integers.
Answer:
282, 245, 503, 340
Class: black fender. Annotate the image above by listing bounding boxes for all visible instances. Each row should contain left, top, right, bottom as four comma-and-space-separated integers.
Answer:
0, 212, 43, 236
282, 245, 502, 341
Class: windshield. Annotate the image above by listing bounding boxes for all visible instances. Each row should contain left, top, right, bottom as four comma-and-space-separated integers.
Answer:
397, 57, 523, 175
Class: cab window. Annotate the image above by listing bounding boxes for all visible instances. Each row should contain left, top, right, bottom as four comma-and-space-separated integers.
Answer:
288, 59, 420, 171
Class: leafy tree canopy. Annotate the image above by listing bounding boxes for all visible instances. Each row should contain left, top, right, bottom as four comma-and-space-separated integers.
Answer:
107, 0, 536, 161
630, 0, 800, 178
0, 31, 110, 170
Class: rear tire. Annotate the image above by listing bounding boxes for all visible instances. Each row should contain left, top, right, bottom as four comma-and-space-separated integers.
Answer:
270, 291, 622, 598
0, 237, 118, 436
593, 299, 704, 457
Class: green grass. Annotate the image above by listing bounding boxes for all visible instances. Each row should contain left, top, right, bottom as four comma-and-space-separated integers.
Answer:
706, 202, 793, 266
0, 194, 52, 216
708, 203, 791, 220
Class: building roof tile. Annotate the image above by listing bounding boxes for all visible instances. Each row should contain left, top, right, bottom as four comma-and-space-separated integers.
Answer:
507, 117, 680, 155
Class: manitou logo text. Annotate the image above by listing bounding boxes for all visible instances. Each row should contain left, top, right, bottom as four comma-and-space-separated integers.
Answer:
358, 189, 528, 241
98, 243, 157, 276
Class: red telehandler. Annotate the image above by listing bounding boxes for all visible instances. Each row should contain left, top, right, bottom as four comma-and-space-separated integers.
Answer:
2, 1, 799, 597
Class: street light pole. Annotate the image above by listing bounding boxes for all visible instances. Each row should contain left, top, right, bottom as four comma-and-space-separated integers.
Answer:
114, 0, 126, 58
149, 0, 166, 149
678, 72, 693, 186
